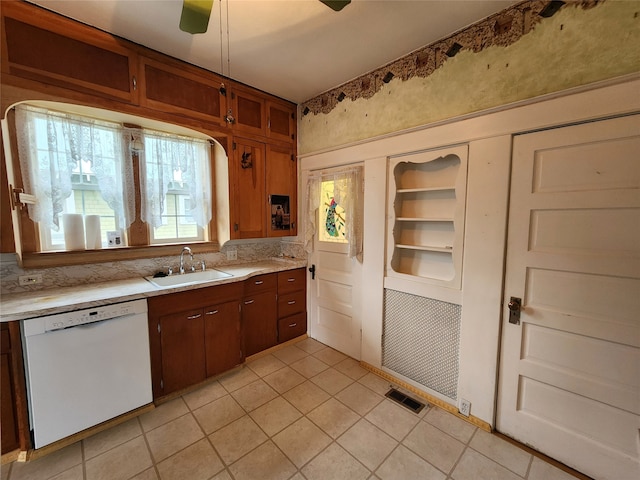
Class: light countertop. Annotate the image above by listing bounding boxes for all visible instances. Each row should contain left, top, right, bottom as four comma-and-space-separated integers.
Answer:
0, 258, 307, 322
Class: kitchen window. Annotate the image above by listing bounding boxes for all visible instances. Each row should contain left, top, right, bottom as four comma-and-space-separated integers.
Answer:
8, 103, 217, 264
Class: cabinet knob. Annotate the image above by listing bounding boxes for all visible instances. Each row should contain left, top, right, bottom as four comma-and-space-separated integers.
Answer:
187, 313, 201, 320
288, 323, 297, 328
244, 299, 255, 305
132, 76, 137, 91
205, 310, 219, 315
287, 278, 295, 282
287, 300, 296, 305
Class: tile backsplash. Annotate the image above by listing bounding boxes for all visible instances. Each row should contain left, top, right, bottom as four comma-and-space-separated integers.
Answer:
0, 239, 306, 295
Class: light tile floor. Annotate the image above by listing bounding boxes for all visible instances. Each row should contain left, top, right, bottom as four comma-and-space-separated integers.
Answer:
2, 338, 581, 480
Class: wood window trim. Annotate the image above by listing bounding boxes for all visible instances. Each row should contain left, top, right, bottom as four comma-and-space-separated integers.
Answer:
4, 106, 222, 268
19, 241, 221, 269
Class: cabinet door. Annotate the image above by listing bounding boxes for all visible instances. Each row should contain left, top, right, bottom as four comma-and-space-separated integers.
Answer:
266, 144, 297, 237
231, 85, 266, 136
204, 301, 242, 377
1, 4, 138, 103
1, 351, 18, 453
1, 322, 27, 454
139, 56, 225, 125
230, 138, 266, 238
159, 309, 206, 395
267, 100, 296, 144
243, 291, 277, 356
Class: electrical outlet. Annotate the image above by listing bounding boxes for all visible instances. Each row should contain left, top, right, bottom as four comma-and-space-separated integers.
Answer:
226, 249, 237, 261
19, 274, 43, 286
459, 398, 471, 417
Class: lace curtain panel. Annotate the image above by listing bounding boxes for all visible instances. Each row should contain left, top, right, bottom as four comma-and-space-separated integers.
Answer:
306, 166, 364, 261
138, 131, 212, 229
15, 104, 135, 231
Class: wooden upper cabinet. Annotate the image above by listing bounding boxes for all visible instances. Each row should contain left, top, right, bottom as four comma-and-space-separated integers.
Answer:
267, 100, 296, 144
1, 2, 138, 104
230, 138, 266, 239
138, 56, 226, 125
231, 84, 266, 137
266, 144, 297, 237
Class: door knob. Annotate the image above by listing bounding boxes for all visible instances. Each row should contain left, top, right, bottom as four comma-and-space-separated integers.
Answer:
508, 297, 522, 325
309, 264, 316, 280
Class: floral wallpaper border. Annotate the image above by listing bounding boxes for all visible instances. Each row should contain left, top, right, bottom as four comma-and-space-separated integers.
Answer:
300, 0, 602, 116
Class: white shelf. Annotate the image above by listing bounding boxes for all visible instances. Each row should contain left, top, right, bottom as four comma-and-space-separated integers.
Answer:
396, 217, 454, 222
396, 244, 453, 253
396, 186, 455, 194
386, 145, 468, 290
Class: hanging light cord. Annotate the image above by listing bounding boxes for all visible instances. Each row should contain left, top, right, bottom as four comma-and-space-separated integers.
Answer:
225, 0, 231, 80
218, 0, 224, 76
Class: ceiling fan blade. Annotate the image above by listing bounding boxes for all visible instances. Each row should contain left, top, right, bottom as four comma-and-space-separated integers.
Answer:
179, 0, 214, 34
319, 0, 351, 12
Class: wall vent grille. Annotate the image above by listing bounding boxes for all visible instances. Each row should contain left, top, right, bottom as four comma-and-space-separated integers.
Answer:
382, 288, 461, 400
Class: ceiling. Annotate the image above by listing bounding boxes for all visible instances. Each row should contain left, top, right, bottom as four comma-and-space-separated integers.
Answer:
26, 0, 517, 104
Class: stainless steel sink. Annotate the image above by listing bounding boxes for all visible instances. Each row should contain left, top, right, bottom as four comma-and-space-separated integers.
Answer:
144, 268, 232, 287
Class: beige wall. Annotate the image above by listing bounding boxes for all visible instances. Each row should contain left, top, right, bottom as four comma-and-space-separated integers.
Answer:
299, 1, 640, 154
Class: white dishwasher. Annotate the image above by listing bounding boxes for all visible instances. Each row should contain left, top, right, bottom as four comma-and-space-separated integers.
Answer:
22, 299, 152, 449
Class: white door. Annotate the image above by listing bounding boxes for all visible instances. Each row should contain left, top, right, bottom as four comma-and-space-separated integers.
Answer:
308, 176, 362, 359
496, 115, 640, 480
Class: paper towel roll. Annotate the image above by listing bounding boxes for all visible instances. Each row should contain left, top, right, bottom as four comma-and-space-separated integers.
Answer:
62, 214, 85, 251
84, 215, 102, 250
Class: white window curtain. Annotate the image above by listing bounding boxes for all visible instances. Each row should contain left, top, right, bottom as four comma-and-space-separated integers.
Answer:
15, 104, 135, 231
305, 166, 364, 261
138, 130, 212, 229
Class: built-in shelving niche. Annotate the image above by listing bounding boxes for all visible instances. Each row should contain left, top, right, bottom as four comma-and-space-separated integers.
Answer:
386, 145, 468, 292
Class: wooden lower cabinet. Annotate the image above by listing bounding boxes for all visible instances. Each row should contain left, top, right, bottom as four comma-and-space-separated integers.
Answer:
1, 322, 30, 454
277, 268, 307, 343
242, 274, 278, 357
158, 308, 207, 395
204, 301, 242, 377
148, 269, 305, 400
148, 282, 242, 399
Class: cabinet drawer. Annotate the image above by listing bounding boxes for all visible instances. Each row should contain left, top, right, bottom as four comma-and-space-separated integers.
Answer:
278, 312, 307, 343
278, 291, 305, 318
277, 268, 306, 294
244, 273, 277, 295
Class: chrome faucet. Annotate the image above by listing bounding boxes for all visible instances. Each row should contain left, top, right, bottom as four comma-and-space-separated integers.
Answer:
179, 246, 193, 274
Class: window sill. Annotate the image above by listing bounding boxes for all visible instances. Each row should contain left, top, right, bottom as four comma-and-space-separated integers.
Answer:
19, 242, 220, 269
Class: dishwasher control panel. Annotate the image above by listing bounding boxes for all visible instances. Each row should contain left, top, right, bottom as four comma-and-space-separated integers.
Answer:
23, 299, 148, 335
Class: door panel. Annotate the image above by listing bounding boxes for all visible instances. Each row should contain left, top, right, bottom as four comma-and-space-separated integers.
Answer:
308, 171, 362, 360
497, 115, 640, 480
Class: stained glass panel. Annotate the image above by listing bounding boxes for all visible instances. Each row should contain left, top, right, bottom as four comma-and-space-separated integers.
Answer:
319, 180, 348, 243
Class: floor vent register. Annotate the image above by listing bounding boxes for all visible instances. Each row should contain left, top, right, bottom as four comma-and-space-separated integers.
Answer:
385, 388, 428, 414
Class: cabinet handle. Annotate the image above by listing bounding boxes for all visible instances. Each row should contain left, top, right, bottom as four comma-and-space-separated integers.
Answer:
205, 310, 219, 315
287, 278, 295, 282
244, 299, 255, 305
254, 280, 264, 285
288, 323, 297, 328
132, 76, 137, 90
287, 300, 296, 305
187, 313, 201, 320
